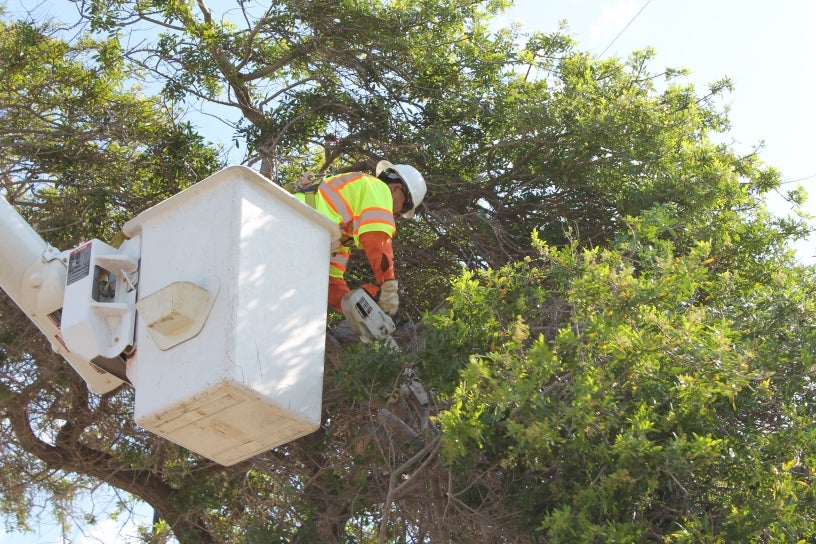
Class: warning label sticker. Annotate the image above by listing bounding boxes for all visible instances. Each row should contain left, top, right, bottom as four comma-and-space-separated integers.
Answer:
67, 242, 92, 285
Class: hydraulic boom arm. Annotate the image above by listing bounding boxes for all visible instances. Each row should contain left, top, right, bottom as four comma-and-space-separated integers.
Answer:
0, 196, 125, 393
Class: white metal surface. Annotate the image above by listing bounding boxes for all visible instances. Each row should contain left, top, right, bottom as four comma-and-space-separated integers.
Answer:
135, 277, 219, 350
0, 196, 50, 303
60, 239, 139, 362
123, 166, 340, 465
0, 196, 125, 393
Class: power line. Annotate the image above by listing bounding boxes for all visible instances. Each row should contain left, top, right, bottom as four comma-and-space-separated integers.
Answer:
598, 0, 654, 57
781, 173, 816, 185
593, 1, 813, 198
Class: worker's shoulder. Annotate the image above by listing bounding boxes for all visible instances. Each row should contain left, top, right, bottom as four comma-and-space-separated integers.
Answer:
324, 171, 386, 192
324, 171, 375, 182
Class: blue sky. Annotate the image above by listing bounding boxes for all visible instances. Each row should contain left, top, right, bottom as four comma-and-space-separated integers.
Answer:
0, 485, 154, 543
499, 0, 816, 262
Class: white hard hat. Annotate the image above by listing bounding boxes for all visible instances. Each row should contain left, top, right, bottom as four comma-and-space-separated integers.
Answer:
376, 160, 427, 219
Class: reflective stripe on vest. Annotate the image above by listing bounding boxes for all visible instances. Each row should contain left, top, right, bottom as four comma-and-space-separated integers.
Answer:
319, 172, 360, 225
296, 172, 395, 278
329, 249, 350, 278
320, 172, 396, 242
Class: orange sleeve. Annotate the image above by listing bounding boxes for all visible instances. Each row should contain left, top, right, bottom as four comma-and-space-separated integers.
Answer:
328, 276, 350, 313
359, 230, 395, 285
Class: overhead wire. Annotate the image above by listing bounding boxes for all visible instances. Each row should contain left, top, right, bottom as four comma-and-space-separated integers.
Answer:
593, 0, 813, 232
781, 173, 816, 185
598, 0, 654, 57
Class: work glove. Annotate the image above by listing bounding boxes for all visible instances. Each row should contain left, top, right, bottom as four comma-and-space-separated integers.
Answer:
378, 280, 399, 316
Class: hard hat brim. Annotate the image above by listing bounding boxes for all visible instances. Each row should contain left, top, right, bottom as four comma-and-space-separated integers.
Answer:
375, 160, 395, 177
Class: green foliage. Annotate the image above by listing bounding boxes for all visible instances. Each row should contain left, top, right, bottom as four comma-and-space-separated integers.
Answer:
0, 15, 222, 543
1, 1, 814, 543
333, 341, 409, 402
0, 18, 221, 248
425, 217, 816, 541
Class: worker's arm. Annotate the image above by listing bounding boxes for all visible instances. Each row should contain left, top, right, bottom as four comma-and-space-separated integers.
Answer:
360, 231, 398, 315
328, 276, 350, 313
329, 231, 394, 314
360, 230, 395, 284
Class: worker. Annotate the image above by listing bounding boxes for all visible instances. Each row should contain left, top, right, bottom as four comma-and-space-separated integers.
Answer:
294, 160, 426, 317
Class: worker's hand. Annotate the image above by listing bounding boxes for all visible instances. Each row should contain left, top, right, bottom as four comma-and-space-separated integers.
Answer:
378, 280, 399, 316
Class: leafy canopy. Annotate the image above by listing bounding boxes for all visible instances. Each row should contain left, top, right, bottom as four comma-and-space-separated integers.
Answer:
0, 0, 813, 542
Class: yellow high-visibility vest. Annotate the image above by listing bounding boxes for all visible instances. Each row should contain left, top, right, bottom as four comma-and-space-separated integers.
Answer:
295, 172, 395, 278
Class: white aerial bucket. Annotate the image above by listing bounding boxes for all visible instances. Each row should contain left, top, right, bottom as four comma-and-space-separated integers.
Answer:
122, 166, 339, 465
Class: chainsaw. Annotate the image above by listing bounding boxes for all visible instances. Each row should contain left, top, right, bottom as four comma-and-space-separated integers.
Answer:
340, 288, 399, 349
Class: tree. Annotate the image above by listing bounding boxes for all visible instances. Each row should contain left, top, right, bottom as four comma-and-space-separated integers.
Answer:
424, 224, 816, 541
1, 0, 814, 542
0, 15, 222, 544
